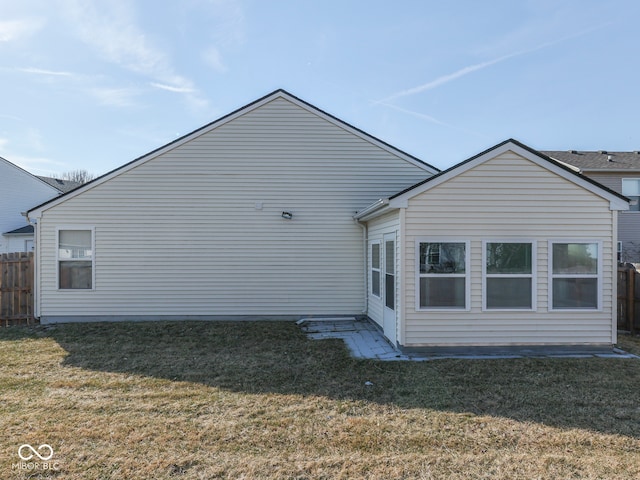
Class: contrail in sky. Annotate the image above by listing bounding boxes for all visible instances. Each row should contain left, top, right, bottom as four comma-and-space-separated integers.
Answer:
378, 22, 612, 103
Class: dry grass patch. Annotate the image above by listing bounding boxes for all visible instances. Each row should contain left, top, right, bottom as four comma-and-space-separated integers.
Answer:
0, 322, 639, 479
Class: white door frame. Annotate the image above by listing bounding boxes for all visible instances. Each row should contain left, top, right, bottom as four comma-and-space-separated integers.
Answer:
382, 232, 397, 345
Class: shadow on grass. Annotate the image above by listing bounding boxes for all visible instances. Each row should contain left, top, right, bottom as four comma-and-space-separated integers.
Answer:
7, 321, 640, 439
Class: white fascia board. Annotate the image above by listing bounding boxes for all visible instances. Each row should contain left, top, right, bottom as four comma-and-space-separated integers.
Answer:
390, 141, 629, 211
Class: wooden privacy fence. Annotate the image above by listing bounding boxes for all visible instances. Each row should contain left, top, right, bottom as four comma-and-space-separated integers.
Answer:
0, 254, 638, 330
618, 265, 639, 333
0, 252, 35, 326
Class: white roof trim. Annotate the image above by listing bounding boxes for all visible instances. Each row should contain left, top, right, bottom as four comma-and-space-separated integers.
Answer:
545, 156, 582, 173
28, 90, 437, 217
389, 141, 629, 211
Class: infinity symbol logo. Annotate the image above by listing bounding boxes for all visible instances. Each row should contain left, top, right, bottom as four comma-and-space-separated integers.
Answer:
18, 444, 54, 461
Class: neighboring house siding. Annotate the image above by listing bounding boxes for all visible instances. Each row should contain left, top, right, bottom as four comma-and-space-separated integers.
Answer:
366, 211, 400, 327
618, 217, 640, 262
0, 158, 60, 253
6, 235, 32, 253
582, 172, 640, 262
403, 152, 615, 346
583, 172, 620, 192
36, 97, 432, 319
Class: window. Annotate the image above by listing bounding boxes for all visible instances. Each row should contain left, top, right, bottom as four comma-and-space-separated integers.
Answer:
385, 239, 395, 310
484, 242, 534, 310
371, 243, 381, 297
418, 241, 467, 309
58, 229, 93, 289
622, 179, 640, 211
550, 242, 599, 309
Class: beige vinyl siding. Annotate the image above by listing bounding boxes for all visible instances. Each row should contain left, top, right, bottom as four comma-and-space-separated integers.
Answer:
403, 151, 616, 346
366, 211, 400, 327
37, 97, 431, 319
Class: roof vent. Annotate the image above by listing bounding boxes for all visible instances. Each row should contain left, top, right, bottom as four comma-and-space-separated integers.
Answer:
568, 149, 578, 154
607, 155, 613, 162
634, 151, 640, 155
598, 150, 608, 154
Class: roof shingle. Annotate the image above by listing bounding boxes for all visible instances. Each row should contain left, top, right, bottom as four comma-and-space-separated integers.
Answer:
542, 150, 640, 171
36, 176, 82, 193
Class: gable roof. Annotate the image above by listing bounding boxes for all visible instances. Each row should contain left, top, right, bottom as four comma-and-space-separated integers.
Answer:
28, 89, 439, 217
355, 139, 629, 220
0, 156, 63, 194
542, 150, 640, 172
37, 176, 82, 193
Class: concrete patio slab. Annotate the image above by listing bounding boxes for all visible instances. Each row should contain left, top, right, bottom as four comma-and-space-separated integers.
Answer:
298, 318, 640, 361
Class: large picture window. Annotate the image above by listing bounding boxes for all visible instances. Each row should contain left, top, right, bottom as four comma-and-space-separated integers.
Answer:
58, 229, 93, 290
550, 242, 599, 309
418, 241, 468, 309
484, 242, 534, 310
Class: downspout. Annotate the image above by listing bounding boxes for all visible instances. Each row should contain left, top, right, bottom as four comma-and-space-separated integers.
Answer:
353, 217, 368, 315
23, 213, 39, 320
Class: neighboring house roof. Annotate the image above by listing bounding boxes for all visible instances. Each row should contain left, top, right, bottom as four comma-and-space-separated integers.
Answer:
3, 225, 34, 235
355, 139, 629, 220
542, 150, 640, 172
0, 156, 64, 193
37, 176, 82, 193
28, 89, 439, 217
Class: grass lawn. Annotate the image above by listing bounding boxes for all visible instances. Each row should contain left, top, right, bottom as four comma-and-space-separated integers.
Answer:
1, 321, 639, 479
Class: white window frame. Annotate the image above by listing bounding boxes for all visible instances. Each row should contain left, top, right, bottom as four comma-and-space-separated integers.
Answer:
548, 240, 602, 311
621, 178, 640, 212
482, 240, 536, 311
56, 226, 95, 291
370, 241, 381, 299
416, 238, 470, 311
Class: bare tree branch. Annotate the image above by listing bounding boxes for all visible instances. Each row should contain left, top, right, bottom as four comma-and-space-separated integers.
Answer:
52, 169, 96, 184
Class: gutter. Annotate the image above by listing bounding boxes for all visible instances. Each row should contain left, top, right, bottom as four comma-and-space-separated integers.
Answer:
353, 198, 390, 221
546, 156, 582, 173
23, 212, 39, 320
353, 217, 368, 314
